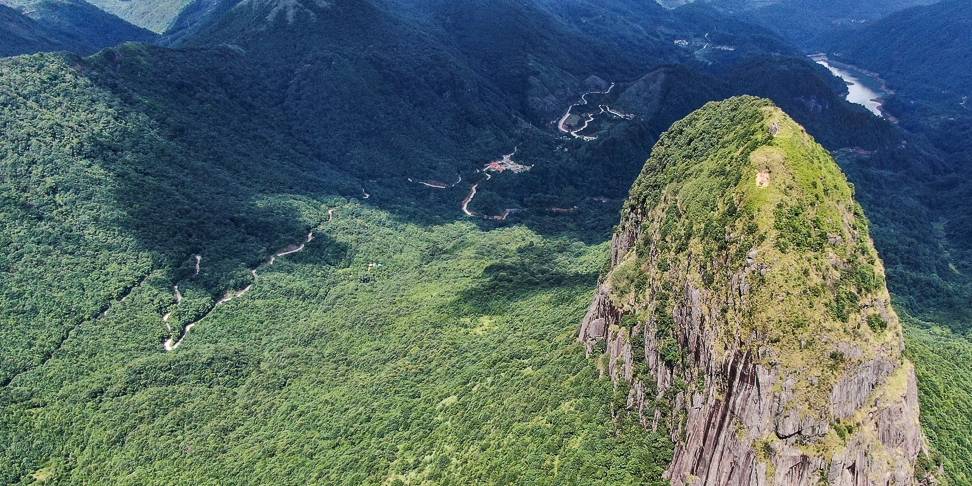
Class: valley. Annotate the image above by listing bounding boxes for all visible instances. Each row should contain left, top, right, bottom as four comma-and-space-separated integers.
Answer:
2, 0, 972, 483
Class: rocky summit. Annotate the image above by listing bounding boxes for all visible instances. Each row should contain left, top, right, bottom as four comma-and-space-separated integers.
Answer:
580, 96, 928, 485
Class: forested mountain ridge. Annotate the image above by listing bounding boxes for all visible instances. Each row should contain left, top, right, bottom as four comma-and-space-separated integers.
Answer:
151, 0, 820, 205
0, 44, 677, 482
2, 0, 819, 388
817, 0, 972, 329
825, 0, 972, 148
0, 43, 360, 387
159, 0, 899, 202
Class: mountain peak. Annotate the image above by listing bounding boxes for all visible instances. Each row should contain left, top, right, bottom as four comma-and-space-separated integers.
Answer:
579, 96, 928, 485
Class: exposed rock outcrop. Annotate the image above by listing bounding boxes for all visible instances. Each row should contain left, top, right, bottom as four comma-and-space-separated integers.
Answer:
580, 97, 929, 485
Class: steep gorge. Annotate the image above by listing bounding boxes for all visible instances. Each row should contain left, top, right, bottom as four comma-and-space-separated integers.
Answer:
579, 97, 929, 485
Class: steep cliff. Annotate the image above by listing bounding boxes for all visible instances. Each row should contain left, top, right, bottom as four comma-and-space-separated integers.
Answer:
579, 97, 929, 485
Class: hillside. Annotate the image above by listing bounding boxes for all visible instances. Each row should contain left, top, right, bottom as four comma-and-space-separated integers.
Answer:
580, 97, 930, 483
0, 3, 65, 55
86, 0, 191, 32
740, 0, 937, 47
159, 0, 896, 207
825, 0, 972, 154
0, 1, 862, 393
0, 0, 156, 55
821, 0, 972, 328
827, 0, 971, 101
0, 46, 677, 483
1, 1, 972, 483
0, 44, 364, 387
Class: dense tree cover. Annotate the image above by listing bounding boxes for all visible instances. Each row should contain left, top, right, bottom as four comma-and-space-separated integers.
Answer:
2, 198, 674, 484
246, 0, 972, 337
0, 49, 356, 385
807, 0, 972, 328
826, 0, 971, 104
168, 0, 791, 186
2, 0, 972, 482
837, 147, 972, 328
0, 42, 674, 483
905, 323, 972, 484
825, 0, 972, 162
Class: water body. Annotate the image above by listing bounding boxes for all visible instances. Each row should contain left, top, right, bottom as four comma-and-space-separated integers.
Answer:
810, 54, 891, 118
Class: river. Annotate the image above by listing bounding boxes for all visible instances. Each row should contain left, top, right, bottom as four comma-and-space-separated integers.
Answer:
810, 54, 891, 118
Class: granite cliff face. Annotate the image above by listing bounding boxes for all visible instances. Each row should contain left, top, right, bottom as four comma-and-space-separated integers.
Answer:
580, 97, 928, 485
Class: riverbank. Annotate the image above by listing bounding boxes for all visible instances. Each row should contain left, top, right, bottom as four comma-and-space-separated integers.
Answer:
810, 53, 894, 119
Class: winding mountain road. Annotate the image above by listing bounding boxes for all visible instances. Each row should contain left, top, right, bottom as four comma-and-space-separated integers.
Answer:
461, 184, 479, 217
557, 82, 616, 141
409, 173, 463, 189
162, 225, 325, 351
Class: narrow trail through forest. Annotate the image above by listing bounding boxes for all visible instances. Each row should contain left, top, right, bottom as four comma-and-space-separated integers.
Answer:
161, 286, 181, 325
162, 217, 330, 351
162, 255, 200, 328
487, 208, 520, 221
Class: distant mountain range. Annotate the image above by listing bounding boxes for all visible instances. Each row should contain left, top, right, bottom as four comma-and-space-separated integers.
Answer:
828, 0, 971, 104
0, 2, 64, 55
85, 0, 191, 32
0, 0, 155, 55
657, 0, 939, 48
